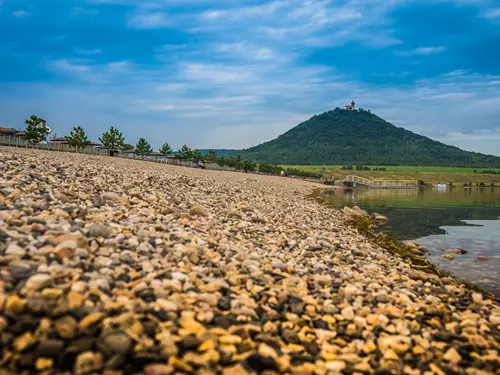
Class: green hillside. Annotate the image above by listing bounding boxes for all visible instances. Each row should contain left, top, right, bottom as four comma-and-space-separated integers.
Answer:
239, 108, 500, 167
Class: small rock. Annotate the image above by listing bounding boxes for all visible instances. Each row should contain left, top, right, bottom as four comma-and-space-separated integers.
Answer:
9, 260, 34, 279
190, 205, 208, 217
403, 242, 418, 248
87, 224, 111, 238
0, 228, 9, 242
13, 332, 36, 352
218, 296, 231, 311
341, 306, 355, 320
477, 256, 491, 261
372, 213, 388, 222
179, 336, 201, 352
472, 292, 483, 303
36, 339, 65, 358
443, 347, 462, 363
79, 312, 105, 330
258, 343, 278, 359
101, 192, 120, 202
442, 254, 455, 261
187, 250, 200, 265
5, 295, 25, 315
383, 349, 399, 360
35, 358, 54, 371
5, 243, 25, 256
223, 364, 250, 375
219, 335, 243, 345
144, 364, 175, 375
98, 331, 132, 356
326, 361, 346, 372
25, 273, 52, 291
245, 353, 278, 372
156, 299, 178, 312
168, 357, 193, 373
281, 329, 299, 344
0, 317, 6, 333
55, 315, 78, 339
67, 291, 85, 309
74, 351, 103, 375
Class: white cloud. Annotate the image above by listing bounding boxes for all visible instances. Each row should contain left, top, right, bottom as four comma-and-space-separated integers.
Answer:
76, 49, 102, 55
48, 59, 137, 82
128, 12, 169, 28
397, 46, 447, 56
217, 42, 278, 61
482, 8, 500, 19
50, 59, 91, 75
12, 10, 30, 17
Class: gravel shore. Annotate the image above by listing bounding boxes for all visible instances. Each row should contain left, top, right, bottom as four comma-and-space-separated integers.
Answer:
1, 147, 499, 375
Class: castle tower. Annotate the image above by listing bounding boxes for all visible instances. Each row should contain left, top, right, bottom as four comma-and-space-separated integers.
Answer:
345, 100, 356, 110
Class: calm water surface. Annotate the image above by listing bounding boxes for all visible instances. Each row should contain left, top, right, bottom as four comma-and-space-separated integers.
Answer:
324, 187, 500, 295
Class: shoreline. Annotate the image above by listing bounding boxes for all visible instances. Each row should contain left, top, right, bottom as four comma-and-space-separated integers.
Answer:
1, 148, 499, 374
315, 187, 500, 298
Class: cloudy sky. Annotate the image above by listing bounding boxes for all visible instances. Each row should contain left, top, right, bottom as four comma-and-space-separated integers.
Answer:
1, 0, 499, 154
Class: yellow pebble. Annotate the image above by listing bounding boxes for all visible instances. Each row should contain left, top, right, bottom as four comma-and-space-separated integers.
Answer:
35, 358, 53, 371
219, 335, 242, 345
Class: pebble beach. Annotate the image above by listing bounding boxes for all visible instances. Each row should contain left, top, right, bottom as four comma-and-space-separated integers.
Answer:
0, 147, 499, 375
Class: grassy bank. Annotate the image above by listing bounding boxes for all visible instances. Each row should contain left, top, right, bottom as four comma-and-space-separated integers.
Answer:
284, 165, 500, 185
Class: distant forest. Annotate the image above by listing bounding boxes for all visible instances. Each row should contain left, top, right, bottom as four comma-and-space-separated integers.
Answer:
199, 149, 238, 157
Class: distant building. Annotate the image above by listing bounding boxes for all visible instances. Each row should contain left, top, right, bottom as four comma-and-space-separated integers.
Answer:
50, 136, 69, 145
345, 100, 356, 110
0, 127, 19, 136
36, 119, 51, 143
88, 141, 102, 148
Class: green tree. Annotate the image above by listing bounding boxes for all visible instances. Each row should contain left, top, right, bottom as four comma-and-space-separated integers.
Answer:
192, 149, 204, 162
217, 156, 226, 168
99, 127, 125, 151
204, 150, 218, 164
242, 160, 257, 173
65, 126, 91, 149
123, 143, 134, 151
226, 155, 243, 170
23, 115, 50, 144
135, 138, 152, 158
160, 143, 173, 155
176, 145, 193, 161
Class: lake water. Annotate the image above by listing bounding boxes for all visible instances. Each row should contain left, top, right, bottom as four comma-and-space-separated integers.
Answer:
323, 187, 500, 295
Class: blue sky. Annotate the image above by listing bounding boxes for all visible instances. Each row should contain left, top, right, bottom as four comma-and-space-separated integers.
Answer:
1, 0, 500, 155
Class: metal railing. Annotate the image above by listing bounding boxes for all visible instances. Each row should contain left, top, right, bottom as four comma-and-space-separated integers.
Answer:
0, 135, 230, 170
344, 175, 418, 188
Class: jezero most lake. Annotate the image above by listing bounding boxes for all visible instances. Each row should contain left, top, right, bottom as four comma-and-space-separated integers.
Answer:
324, 187, 500, 296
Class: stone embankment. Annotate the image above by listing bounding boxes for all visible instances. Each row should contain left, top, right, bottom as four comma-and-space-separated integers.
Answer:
0, 148, 499, 374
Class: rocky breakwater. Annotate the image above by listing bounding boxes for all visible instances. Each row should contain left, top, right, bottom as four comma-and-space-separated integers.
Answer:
0, 147, 499, 375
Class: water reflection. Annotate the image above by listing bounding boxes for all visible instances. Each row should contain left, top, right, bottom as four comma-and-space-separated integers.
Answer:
418, 221, 500, 295
324, 187, 500, 239
324, 187, 500, 295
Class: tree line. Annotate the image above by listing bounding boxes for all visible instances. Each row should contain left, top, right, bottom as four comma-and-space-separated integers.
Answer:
18, 115, 324, 179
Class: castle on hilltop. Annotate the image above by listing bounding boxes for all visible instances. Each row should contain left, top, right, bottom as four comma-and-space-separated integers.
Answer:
345, 100, 356, 110
336, 100, 371, 113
